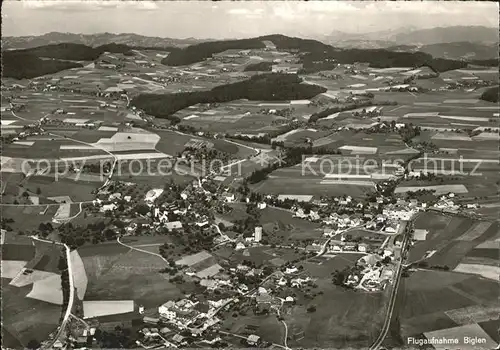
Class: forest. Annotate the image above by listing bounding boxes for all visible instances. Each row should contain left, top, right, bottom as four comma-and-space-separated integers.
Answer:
2, 51, 83, 79
131, 73, 327, 120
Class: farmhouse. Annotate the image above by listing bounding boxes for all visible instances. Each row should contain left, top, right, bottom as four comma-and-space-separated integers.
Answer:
222, 192, 235, 203
166, 221, 183, 231
247, 334, 261, 346
100, 203, 117, 212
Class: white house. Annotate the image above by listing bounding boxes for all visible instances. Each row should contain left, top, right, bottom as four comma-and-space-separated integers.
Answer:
247, 335, 261, 346
309, 211, 320, 221
100, 203, 117, 212
159, 302, 176, 320
223, 192, 235, 203
294, 208, 307, 218
166, 221, 183, 231
358, 244, 368, 253
196, 220, 209, 227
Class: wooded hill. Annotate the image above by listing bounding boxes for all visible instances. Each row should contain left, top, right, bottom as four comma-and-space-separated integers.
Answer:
2, 34, 494, 79
2, 51, 83, 79
131, 73, 326, 121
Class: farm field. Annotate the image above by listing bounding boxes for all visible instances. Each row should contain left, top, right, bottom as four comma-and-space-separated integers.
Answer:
409, 213, 479, 265
2, 136, 110, 160
83, 300, 135, 319
423, 323, 498, 349
2, 279, 62, 348
220, 313, 286, 346
394, 270, 499, 341
301, 253, 364, 278
1, 237, 64, 347
1, 205, 59, 232
251, 155, 383, 200
216, 245, 306, 268
80, 245, 184, 308
285, 284, 386, 348
410, 212, 498, 271
24, 176, 99, 202
226, 203, 322, 243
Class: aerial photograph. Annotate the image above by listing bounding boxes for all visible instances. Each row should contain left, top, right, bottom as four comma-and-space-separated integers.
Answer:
0, 1, 498, 349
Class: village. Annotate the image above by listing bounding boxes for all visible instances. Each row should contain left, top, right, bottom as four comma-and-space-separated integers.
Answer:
2, 5, 498, 349
39, 163, 463, 349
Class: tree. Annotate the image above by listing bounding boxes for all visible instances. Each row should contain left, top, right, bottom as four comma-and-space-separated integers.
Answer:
36, 187, 42, 195
306, 305, 317, 313
27, 340, 40, 350
134, 204, 150, 216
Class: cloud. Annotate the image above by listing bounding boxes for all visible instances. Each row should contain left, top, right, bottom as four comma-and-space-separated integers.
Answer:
20, 0, 158, 11
132, 1, 159, 11
227, 7, 264, 18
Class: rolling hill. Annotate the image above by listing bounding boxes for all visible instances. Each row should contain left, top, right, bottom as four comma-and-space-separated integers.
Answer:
418, 42, 499, 60
2, 32, 209, 50
391, 26, 498, 45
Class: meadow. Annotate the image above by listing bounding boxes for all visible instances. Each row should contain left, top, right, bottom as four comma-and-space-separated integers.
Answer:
394, 270, 499, 341
80, 245, 184, 308
1, 237, 64, 347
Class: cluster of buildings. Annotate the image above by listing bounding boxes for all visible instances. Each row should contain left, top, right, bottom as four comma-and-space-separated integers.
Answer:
432, 193, 460, 211
236, 227, 263, 250
345, 254, 395, 292
343, 230, 405, 292
40, 116, 100, 129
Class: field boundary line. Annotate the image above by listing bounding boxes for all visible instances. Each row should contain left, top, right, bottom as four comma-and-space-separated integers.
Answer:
116, 237, 168, 263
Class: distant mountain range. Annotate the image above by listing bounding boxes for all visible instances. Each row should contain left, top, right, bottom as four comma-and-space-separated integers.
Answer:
325, 25, 498, 45
1, 32, 212, 50
322, 26, 499, 59
390, 26, 498, 45
388, 42, 499, 61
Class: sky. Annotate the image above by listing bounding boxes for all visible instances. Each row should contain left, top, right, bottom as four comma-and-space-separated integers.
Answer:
2, 1, 499, 39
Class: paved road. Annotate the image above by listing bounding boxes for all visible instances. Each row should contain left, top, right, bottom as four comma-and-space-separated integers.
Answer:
369, 221, 411, 350
276, 308, 291, 350
30, 236, 74, 349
